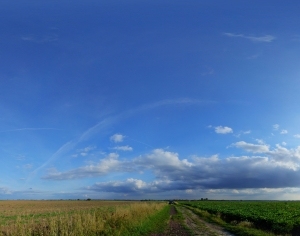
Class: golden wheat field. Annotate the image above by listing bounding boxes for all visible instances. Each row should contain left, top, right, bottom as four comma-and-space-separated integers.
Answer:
0, 200, 168, 236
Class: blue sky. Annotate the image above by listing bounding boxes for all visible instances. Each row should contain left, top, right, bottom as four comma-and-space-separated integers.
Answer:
1, 0, 300, 200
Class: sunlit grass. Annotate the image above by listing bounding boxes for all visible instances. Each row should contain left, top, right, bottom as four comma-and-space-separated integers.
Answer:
0, 200, 169, 236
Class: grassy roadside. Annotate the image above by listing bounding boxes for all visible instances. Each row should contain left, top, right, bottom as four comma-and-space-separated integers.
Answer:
123, 204, 171, 235
181, 204, 276, 236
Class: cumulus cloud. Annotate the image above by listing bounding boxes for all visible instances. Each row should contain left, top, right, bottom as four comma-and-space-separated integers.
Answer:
44, 144, 300, 196
232, 141, 270, 153
294, 134, 300, 138
0, 187, 12, 195
214, 126, 233, 134
256, 139, 265, 144
281, 129, 288, 134
87, 150, 300, 194
224, 32, 275, 42
113, 145, 133, 151
89, 178, 149, 194
232, 141, 300, 164
80, 146, 96, 152
135, 149, 193, 172
89, 178, 191, 194
72, 146, 96, 157
267, 144, 300, 164
43, 153, 131, 180
273, 124, 280, 130
110, 134, 125, 143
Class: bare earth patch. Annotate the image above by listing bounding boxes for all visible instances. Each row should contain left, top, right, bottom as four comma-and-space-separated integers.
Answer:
150, 205, 190, 236
178, 206, 236, 236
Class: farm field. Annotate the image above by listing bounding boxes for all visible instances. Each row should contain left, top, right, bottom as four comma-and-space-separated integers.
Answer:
180, 200, 300, 235
0, 200, 169, 236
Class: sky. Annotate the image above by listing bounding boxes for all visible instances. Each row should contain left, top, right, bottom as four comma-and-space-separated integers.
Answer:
1, 0, 300, 200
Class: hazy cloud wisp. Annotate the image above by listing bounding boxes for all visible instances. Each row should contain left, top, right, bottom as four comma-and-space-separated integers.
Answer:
224, 33, 275, 42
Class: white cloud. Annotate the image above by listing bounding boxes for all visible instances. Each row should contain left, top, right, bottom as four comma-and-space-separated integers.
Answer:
80, 146, 96, 152
232, 141, 300, 164
294, 134, 300, 138
90, 178, 149, 194
113, 145, 133, 151
0, 187, 12, 195
42, 153, 130, 180
110, 134, 125, 143
215, 126, 233, 134
267, 144, 300, 164
224, 32, 275, 43
44, 142, 300, 197
232, 141, 269, 153
87, 146, 300, 195
273, 124, 279, 130
185, 189, 193, 194
234, 130, 251, 138
33, 99, 214, 180
281, 129, 288, 134
256, 139, 265, 145
135, 149, 194, 170
74, 146, 96, 157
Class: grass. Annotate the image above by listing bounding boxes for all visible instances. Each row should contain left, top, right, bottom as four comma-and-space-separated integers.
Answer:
122, 204, 171, 235
0, 200, 170, 236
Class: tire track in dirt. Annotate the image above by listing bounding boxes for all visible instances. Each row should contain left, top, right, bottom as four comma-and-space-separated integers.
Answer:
150, 205, 235, 236
150, 205, 190, 236
177, 206, 236, 236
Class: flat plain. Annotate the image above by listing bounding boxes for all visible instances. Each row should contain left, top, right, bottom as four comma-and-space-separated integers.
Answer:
0, 200, 169, 236
181, 200, 300, 235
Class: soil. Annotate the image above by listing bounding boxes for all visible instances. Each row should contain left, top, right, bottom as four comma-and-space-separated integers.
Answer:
150, 205, 235, 236
178, 206, 235, 236
150, 205, 190, 236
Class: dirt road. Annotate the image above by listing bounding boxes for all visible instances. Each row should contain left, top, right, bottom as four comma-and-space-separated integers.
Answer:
151, 205, 235, 236
177, 205, 235, 236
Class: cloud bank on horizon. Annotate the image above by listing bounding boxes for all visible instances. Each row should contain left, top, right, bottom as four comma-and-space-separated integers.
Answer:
1, 0, 300, 200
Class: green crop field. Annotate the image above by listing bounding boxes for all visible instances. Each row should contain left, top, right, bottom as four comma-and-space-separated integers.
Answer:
181, 200, 300, 235
0, 200, 170, 236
